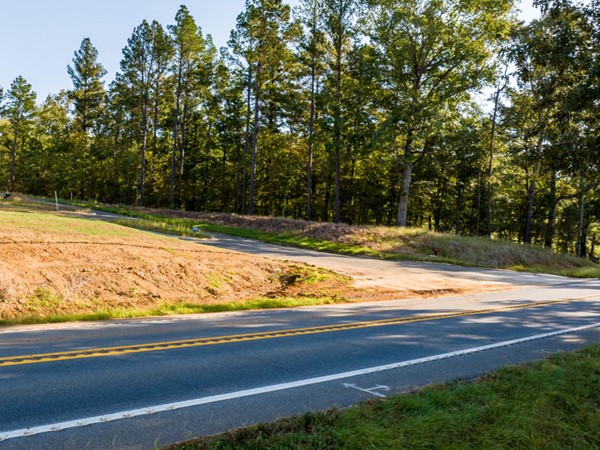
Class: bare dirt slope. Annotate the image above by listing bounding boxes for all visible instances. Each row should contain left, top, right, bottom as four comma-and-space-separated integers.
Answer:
0, 198, 522, 322
0, 204, 355, 320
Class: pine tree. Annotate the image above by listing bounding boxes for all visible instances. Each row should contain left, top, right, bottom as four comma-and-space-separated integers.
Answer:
296, 0, 327, 220
117, 20, 175, 205
168, 6, 216, 208
231, 0, 297, 215
1, 76, 37, 192
321, 0, 356, 223
67, 38, 107, 135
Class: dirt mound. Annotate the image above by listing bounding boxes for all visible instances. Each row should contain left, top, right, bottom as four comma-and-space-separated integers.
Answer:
0, 208, 355, 321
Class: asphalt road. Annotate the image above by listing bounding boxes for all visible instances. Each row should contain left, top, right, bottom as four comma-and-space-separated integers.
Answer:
1, 235, 599, 449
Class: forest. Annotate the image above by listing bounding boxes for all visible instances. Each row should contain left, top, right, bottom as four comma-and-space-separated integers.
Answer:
0, 0, 599, 259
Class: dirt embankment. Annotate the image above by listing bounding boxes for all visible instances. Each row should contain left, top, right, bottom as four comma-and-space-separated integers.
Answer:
0, 205, 359, 321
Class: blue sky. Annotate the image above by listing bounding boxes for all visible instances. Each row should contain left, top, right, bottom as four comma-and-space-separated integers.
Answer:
0, 0, 537, 101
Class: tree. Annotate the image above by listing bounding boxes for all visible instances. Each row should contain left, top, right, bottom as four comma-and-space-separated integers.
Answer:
168, 5, 216, 208
1, 76, 37, 191
24, 92, 71, 196
366, 0, 516, 226
117, 20, 174, 205
148, 21, 174, 205
486, 62, 509, 236
231, 0, 297, 215
321, 0, 356, 223
117, 21, 154, 205
507, 0, 597, 248
67, 38, 107, 134
296, 0, 327, 220
67, 38, 107, 199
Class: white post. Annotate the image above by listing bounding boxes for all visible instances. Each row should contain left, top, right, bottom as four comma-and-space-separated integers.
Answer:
55, 192, 59, 212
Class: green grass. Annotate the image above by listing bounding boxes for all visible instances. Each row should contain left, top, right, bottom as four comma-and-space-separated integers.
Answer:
0, 296, 346, 327
0, 208, 146, 240
80, 203, 600, 278
166, 344, 600, 450
112, 217, 207, 238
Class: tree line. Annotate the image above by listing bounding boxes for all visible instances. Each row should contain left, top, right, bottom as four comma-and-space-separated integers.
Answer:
0, 0, 599, 258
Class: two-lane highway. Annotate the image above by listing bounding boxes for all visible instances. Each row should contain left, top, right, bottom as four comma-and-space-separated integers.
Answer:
2, 233, 600, 449
1, 279, 599, 449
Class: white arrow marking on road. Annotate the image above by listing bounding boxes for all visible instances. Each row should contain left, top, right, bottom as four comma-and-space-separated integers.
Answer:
1, 321, 599, 442
343, 383, 390, 398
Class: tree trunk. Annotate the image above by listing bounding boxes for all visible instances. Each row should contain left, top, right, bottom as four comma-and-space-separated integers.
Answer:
139, 88, 148, 206
475, 168, 482, 235
170, 62, 183, 209
151, 86, 160, 185
322, 172, 332, 222
249, 61, 262, 216
396, 132, 414, 227
238, 65, 253, 214
11, 128, 18, 192
487, 66, 507, 237
544, 171, 557, 248
333, 53, 342, 224
397, 161, 413, 227
455, 185, 463, 235
307, 60, 316, 221
523, 165, 536, 244
576, 181, 585, 258
179, 102, 188, 180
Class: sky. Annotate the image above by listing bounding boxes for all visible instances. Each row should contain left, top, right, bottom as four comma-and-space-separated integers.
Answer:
0, 0, 539, 101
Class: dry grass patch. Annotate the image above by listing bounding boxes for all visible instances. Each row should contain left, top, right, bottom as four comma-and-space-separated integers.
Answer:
129, 210, 596, 274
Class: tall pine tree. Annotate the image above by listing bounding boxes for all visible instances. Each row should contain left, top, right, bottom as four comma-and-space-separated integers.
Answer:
1, 76, 37, 192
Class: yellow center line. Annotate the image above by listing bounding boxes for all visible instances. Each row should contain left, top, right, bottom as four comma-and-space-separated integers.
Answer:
1, 295, 596, 367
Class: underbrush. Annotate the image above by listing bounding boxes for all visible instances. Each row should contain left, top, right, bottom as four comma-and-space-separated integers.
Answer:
0, 296, 348, 326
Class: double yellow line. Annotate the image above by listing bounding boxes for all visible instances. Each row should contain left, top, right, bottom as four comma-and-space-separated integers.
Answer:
0, 296, 594, 367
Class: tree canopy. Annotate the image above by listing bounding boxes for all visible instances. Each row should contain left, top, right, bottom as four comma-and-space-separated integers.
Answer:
1, 0, 599, 260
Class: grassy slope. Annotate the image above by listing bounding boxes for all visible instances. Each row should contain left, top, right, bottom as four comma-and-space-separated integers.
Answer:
167, 344, 600, 449
77, 203, 600, 278
9, 197, 598, 447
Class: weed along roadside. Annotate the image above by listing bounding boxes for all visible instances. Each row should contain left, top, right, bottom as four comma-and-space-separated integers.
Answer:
163, 344, 600, 450
77, 200, 600, 278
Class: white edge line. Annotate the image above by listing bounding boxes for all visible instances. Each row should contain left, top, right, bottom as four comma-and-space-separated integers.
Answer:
1, 322, 599, 441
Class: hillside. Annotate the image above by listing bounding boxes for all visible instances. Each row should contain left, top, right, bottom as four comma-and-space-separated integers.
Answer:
112, 208, 599, 278
0, 200, 355, 324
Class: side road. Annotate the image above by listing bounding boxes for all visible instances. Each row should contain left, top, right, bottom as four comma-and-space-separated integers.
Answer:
195, 232, 584, 295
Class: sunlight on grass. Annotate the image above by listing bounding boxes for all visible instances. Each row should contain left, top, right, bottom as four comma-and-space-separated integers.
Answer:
70, 200, 600, 278
0, 297, 345, 326
166, 345, 600, 450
